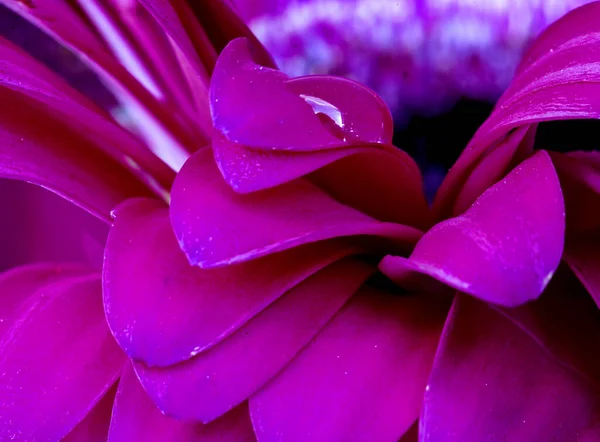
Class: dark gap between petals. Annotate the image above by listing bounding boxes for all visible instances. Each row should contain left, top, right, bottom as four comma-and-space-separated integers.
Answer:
535, 119, 600, 153
393, 99, 494, 202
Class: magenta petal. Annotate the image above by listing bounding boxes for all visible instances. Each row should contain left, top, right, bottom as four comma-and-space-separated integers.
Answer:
134, 258, 374, 422
421, 295, 600, 441
310, 147, 430, 228
250, 287, 447, 442
109, 363, 256, 442
63, 384, 117, 442
285, 75, 394, 144
452, 125, 531, 215
212, 132, 371, 193
211, 38, 392, 151
171, 148, 421, 268
496, 267, 600, 388
0, 273, 125, 441
517, 2, 600, 75
382, 151, 565, 307
0, 263, 90, 336
213, 135, 429, 228
0, 87, 153, 222
104, 198, 357, 366
434, 2, 600, 220
0, 37, 174, 190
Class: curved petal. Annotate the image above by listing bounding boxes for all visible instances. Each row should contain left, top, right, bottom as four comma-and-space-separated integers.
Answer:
134, 258, 375, 423
0, 273, 125, 441
104, 198, 357, 366
0, 87, 153, 222
381, 151, 565, 307
211, 38, 392, 151
421, 294, 600, 442
434, 2, 600, 220
1, 0, 201, 168
0, 37, 174, 190
213, 135, 429, 228
63, 384, 117, 442
452, 125, 531, 216
0, 263, 91, 336
250, 287, 448, 442
109, 0, 211, 130
109, 363, 256, 442
309, 147, 430, 228
171, 148, 421, 268
516, 2, 600, 76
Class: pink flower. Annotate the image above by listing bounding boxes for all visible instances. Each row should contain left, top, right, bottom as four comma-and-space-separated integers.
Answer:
0, 1, 598, 442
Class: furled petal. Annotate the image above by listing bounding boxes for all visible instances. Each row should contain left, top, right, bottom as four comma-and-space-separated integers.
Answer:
381, 151, 565, 306
134, 258, 375, 422
564, 233, 600, 308
62, 384, 117, 442
421, 294, 600, 441
250, 287, 448, 442
104, 198, 357, 366
0, 272, 125, 441
109, 363, 256, 442
171, 148, 421, 268
434, 1, 600, 220
0, 87, 153, 222
0, 37, 174, 190
211, 38, 392, 151
213, 134, 429, 228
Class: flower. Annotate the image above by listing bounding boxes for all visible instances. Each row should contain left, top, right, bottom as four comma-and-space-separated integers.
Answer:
0, 1, 599, 442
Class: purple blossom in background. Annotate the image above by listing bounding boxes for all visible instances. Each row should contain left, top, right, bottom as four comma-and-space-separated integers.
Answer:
234, 0, 593, 120
0, 0, 598, 441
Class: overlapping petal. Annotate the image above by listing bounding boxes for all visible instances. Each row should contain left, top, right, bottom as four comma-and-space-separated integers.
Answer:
0, 268, 125, 441
134, 258, 375, 422
434, 0, 600, 219
63, 385, 117, 442
381, 151, 565, 306
171, 148, 422, 268
1, 0, 201, 169
0, 87, 153, 222
210, 38, 393, 151
109, 363, 256, 441
0, 36, 174, 190
213, 134, 429, 227
421, 294, 600, 441
250, 287, 448, 442
104, 197, 358, 366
